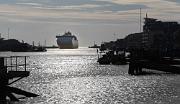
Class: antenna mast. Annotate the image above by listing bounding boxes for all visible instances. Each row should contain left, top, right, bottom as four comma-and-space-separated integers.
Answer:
44, 40, 46, 47
140, 8, 142, 32
113, 33, 116, 41
8, 28, 10, 39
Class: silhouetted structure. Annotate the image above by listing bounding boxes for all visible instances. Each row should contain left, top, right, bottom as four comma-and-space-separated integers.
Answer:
142, 15, 180, 57
128, 16, 180, 75
98, 39, 127, 65
125, 32, 143, 51
98, 16, 180, 75
0, 56, 38, 102
0, 38, 46, 52
88, 42, 100, 48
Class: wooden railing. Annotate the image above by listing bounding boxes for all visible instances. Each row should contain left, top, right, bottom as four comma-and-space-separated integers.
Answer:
3, 56, 29, 72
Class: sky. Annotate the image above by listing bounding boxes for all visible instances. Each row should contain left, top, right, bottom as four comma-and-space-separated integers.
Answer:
0, 0, 180, 46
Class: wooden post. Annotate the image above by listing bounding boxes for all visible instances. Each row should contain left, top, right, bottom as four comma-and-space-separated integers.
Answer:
10, 57, 12, 71
0, 57, 8, 101
16, 57, 17, 71
128, 60, 135, 75
25, 56, 26, 71
97, 49, 99, 60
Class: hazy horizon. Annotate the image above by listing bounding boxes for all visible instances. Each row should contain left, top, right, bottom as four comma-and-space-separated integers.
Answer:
0, 0, 180, 47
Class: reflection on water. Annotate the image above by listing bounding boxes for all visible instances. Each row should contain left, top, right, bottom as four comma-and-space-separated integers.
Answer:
2, 48, 180, 104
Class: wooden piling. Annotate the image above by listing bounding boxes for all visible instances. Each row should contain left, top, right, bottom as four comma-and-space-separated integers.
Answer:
0, 57, 8, 101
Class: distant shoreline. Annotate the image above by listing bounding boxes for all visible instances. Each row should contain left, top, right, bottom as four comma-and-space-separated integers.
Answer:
45, 46, 58, 48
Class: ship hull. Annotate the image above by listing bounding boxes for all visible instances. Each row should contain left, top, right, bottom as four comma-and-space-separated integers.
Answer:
56, 37, 78, 49
57, 42, 78, 49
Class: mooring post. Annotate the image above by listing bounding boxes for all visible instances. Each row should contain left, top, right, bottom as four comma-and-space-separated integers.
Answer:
128, 50, 143, 75
0, 57, 8, 101
25, 56, 26, 71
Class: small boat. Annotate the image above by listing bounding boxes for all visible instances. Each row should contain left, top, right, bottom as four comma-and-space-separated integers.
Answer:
88, 42, 100, 48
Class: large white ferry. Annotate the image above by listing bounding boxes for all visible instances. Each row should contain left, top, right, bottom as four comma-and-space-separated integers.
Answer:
56, 31, 78, 49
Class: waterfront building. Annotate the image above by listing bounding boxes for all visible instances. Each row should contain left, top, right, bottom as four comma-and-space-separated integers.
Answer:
142, 15, 180, 56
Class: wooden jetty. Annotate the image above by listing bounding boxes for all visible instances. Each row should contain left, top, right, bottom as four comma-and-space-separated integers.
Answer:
128, 50, 180, 75
0, 56, 38, 102
128, 59, 180, 75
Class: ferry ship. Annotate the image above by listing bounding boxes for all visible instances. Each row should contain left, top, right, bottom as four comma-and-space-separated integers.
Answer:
56, 31, 78, 49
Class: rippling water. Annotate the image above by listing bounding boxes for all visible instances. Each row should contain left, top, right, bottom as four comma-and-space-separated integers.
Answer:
1, 47, 180, 104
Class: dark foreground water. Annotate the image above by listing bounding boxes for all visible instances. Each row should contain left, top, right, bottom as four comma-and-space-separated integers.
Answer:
1, 47, 180, 104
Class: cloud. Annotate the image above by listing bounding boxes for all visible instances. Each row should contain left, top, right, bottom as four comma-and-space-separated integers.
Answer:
34, 4, 105, 10
96, 0, 180, 20
96, 0, 154, 5
16, 2, 42, 6
0, 0, 180, 24
58, 4, 102, 9
0, 0, 146, 25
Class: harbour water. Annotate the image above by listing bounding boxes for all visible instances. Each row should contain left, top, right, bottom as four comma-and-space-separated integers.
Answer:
1, 47, 180, 104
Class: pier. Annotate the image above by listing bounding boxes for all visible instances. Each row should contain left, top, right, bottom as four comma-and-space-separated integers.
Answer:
128, 50, 180, 75
0, 56, 38, 102
98, 46, 180, 75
